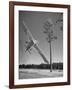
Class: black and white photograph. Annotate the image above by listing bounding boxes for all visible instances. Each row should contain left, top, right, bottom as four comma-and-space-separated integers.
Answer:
19, 11, 63, 79
9, 1, 70, 88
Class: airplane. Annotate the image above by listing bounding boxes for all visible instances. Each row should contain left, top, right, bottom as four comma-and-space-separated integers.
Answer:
22, 21, 49, 64
25, 40, 38, 54
23, 21, 38, 54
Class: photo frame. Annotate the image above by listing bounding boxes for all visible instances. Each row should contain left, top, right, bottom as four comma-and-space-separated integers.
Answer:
9, 1, 70, 89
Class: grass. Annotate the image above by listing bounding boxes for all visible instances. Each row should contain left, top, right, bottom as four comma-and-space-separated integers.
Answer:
19, 69, 63, 79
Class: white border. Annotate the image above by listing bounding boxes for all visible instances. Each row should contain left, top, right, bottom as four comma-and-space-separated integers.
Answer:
14, 6, 68, 85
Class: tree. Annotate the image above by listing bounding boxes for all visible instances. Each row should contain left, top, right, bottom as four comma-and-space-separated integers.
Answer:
55, 13, 63, 31
43, 18, 57, 72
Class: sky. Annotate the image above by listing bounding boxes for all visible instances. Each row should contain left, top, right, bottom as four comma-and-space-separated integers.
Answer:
19, 11, 63, 65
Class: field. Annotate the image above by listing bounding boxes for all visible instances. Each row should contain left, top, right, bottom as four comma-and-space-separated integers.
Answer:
19, 69, 63, 79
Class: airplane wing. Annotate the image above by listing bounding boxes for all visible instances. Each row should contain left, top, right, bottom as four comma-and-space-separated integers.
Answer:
22, 21, 36, 53
23, 21, 34, 41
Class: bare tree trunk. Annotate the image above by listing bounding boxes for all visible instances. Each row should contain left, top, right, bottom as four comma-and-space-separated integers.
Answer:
50, 41, 52, 72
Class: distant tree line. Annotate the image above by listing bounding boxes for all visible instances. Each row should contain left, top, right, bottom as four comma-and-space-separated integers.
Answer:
19, 63, 63, 70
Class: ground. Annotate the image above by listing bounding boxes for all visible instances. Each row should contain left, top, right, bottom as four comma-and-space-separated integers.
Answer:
19, 69, 63, 79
